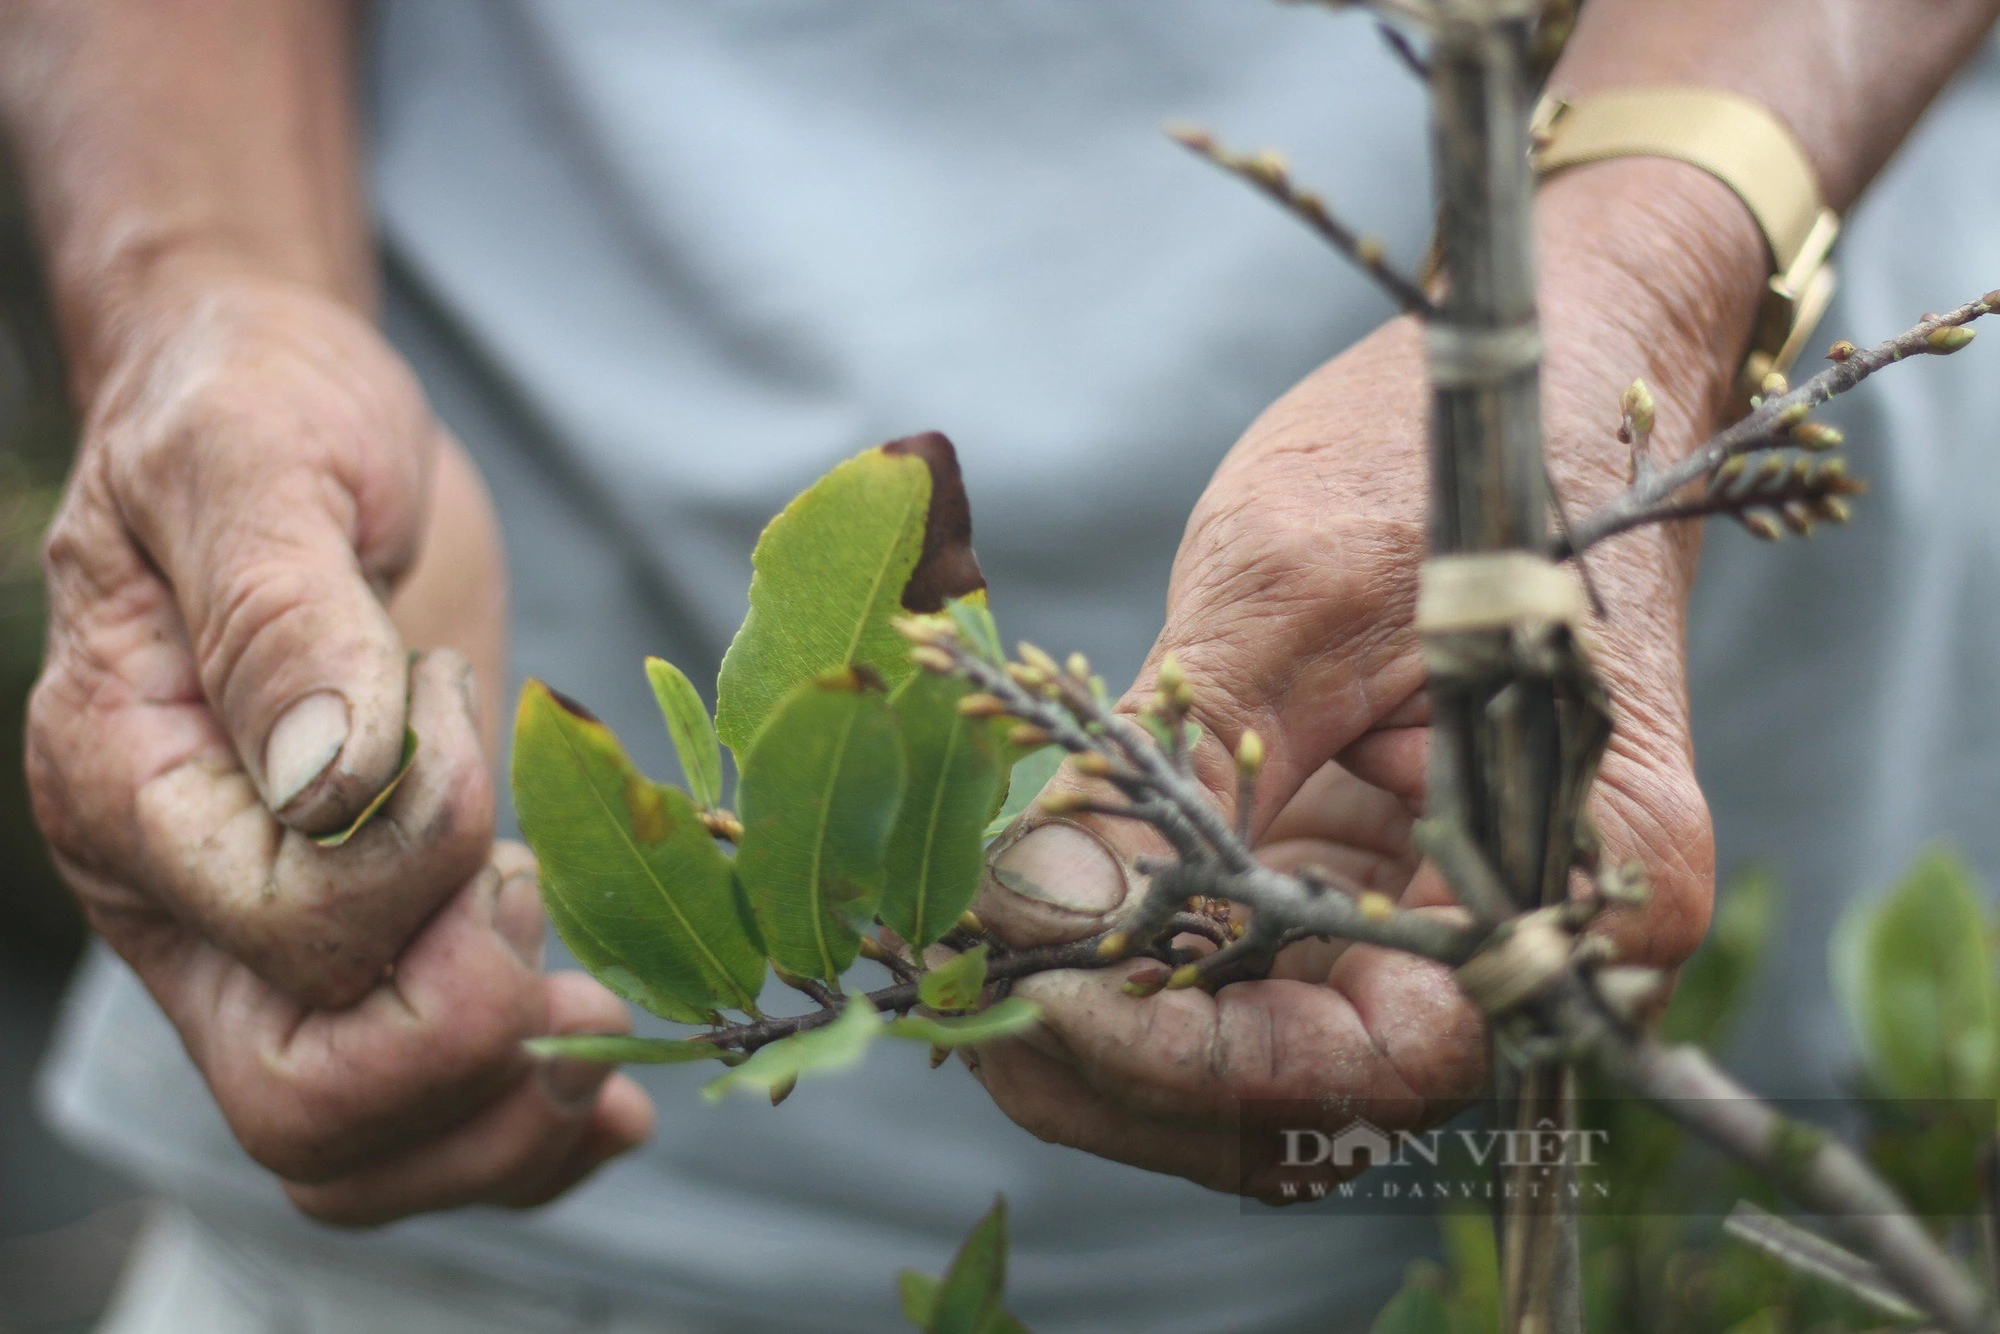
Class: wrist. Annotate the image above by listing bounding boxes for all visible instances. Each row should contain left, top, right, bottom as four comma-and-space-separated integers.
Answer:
58, 241, 360, 412
1536, 156, 1769, 441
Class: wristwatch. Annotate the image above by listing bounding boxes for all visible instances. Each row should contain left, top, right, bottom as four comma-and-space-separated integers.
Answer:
1530, 86, 1839, 405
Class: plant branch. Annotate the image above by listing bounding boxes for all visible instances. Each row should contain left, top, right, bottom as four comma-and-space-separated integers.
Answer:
1558, 296, 1998, 557
1166, 126, 1437, 318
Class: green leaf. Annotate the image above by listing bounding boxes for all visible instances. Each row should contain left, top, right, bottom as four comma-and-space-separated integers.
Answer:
513, 681, 767, 1019
918, 945, 989, 1013
312, 727, 418, 848
1830, 844, 2000, 1099
1436, 1212, 1499, 1334
736, 670, 906, 980
717, 434, 985, 756
899, 1271, 940, 1327
1661, 867, 1776, 1047
945, 593, 1004, 666
982, 746, 1065, 842
931, 1198, 1009, 1334
1139, 714, 1203, 756
881, 673, 1007, 948
539, 885, 719, 1026
702, 995, 881, 1102
522, 1034, 740, 1065
645, 657, 723, 810
888, 998, 1041, 1048
1369, 1272, 1452, 1334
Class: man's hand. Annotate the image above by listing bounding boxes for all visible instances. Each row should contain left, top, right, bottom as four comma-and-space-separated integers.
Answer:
969, 161, 1749, 1199
26, 270, 651, 1223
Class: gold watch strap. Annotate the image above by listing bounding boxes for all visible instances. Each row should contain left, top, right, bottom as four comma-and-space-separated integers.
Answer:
1531, 86, 1840, 397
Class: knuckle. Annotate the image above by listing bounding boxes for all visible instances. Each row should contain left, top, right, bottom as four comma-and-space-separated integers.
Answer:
195, 553, 327, 701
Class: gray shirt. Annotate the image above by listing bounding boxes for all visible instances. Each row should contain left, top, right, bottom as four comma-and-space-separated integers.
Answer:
38, 4, 2000, 1330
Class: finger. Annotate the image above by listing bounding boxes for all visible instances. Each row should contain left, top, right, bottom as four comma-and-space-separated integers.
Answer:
143, 847, 556, 1182
1005, 915, 1486, 1125
90, 291, 435, 833
110, 649, 493, 1004
282, 972, 652, 1225
973, 1034, 1246, 1194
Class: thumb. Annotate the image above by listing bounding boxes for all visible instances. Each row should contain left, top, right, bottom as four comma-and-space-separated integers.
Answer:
100, 290, 433, 834
980, 815, 1141, 949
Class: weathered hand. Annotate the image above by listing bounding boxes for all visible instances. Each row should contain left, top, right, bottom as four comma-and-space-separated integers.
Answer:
26, 270, 650, 1223
972, 166, 1752, 1198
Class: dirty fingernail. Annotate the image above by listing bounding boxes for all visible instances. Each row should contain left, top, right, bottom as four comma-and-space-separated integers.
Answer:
990, 821, 1129, 916
535, 1056, 612, 1114
264, 691, 350, 811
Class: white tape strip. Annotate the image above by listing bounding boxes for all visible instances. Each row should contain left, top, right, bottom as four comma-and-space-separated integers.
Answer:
1425, 322, 1543, 387
1418, 551, 1584, 634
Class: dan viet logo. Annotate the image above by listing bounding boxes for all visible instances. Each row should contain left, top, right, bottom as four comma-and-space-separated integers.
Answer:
1262, 1115, 1614, 1210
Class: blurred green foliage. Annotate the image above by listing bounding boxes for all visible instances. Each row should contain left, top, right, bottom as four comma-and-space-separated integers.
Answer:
1371, 856, 2000, 1333
0, 158, 79, 968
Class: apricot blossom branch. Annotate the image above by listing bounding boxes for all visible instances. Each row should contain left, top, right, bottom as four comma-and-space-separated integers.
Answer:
1558, 295, 1999, 557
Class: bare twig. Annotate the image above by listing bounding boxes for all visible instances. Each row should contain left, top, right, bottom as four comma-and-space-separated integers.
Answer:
1722, 1201, 1925, 1324
1165, 126, 1437, 317
1559, 296, 1999, 557
1378, 21, 1431, 78
1595, 1028, 1992, 1333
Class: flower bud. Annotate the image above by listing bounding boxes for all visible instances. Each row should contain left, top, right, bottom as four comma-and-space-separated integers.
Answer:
1825, 339, 1857, 362
1036, 790, 1092, 815
1066, 652, 1091, 680
1165, 963, 1204, 991
1740, 510, 1783, 542
1926, 325, 1976, 354
1618, 378, 1655, 441
1758, 370, 1788, 399
1357, 892, 1395, 922
1789, 421, 1843, 451
893, 614, 953, 646
1073, 752, 1114, 778
1156, 653, 1186, 696
909, 646, 957, 674
700, 810, 745, 842
1122, 967, 1169, 998
1017, 642, 1062, 679
1244, 149, 1288, 187
956, 693, 1008, 718
1235, 728, 1265, 776
1096, 931, 1130, 960
1008, 724, 1051, 749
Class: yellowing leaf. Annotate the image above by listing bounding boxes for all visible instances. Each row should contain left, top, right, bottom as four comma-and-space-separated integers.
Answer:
735, 671, 905, 980
917, 944, 989, 1013
513, 681, 767, 1020
645, 657, 724, 810
881, 672, 1006, 948
715, 433, 985, 757
702, 995, 881, 1101
312, 727, 417, 848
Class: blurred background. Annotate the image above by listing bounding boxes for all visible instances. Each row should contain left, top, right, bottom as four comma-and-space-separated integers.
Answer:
0, 150, 146, 1334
